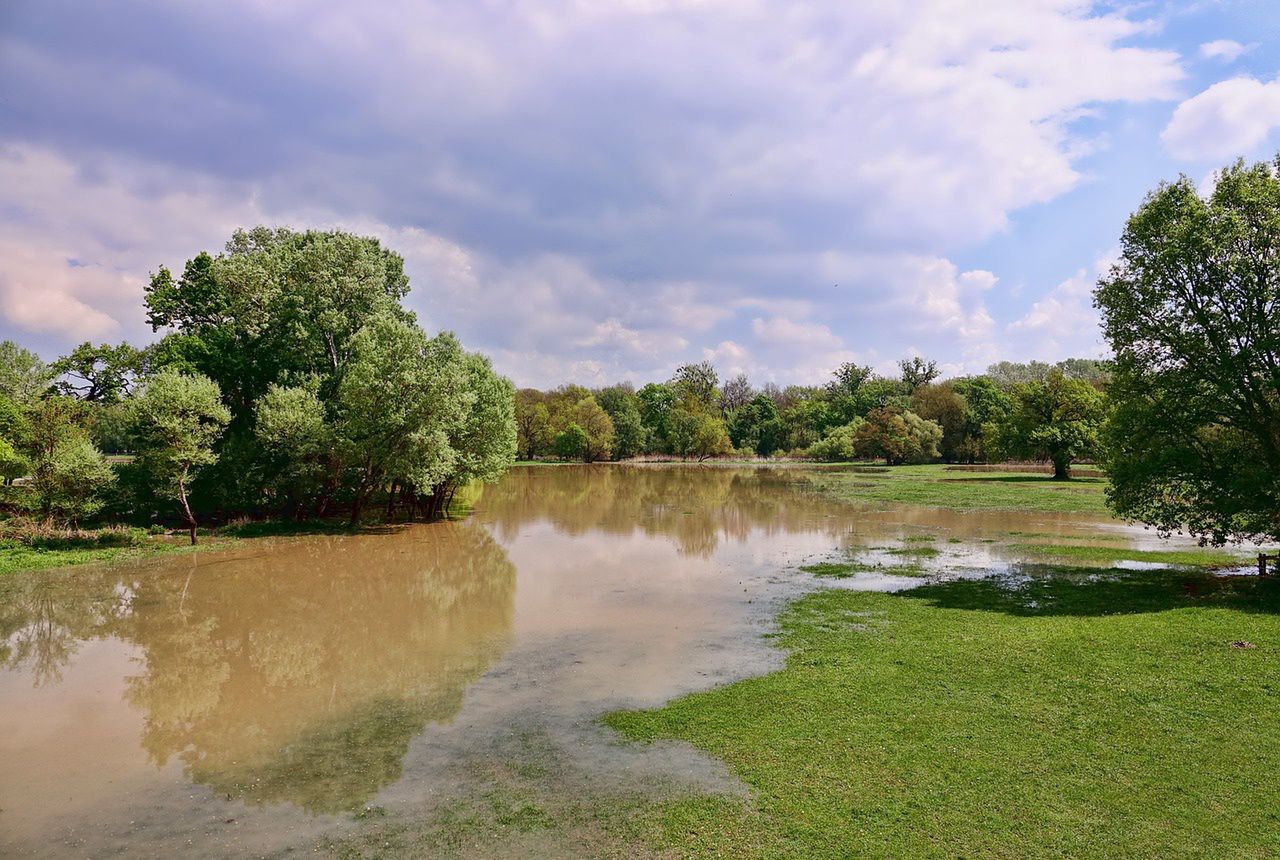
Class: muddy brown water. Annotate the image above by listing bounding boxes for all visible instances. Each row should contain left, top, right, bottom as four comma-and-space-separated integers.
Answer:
0, 465, 1189, 857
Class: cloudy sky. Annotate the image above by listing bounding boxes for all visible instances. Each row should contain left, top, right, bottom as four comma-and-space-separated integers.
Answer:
2, 1, 1278, 387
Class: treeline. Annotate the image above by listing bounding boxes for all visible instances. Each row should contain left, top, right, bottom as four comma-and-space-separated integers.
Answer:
0, 228, 517, 542
516, 356, 1111, 478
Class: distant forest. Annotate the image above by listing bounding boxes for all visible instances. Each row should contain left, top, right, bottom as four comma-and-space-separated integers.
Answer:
516, 357, 1110, 479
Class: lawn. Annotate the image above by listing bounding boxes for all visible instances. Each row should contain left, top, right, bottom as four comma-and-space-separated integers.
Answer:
606, 569, 1280, 858
806, 464, 1111, 515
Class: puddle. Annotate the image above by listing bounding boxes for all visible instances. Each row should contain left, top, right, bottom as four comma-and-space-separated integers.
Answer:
0, 464, 1220, 857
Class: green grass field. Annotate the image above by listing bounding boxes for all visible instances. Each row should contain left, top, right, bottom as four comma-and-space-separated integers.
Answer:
606, 569, 1280, 858
808, 464, 1111, 515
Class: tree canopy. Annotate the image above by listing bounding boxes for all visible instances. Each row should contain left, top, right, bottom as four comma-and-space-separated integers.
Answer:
1097, 157, 1280, 543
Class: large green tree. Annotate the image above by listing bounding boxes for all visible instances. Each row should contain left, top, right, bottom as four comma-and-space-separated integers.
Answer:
992, 371, 1105, 480
1096, 157, 1280, 544
130, 371, 231, 543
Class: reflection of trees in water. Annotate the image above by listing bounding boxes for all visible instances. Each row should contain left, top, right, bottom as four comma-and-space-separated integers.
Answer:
481, 465, 841, 556
0, 522, 516, 814
0, 574, 134, 686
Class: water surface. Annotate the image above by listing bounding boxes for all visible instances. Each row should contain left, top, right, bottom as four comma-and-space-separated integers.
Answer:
0, 465, 1176, 857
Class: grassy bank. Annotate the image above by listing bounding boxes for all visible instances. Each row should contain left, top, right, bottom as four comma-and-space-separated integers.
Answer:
605, 568, 1280, 858
807, 463, 1110, 515
0, 518, 373, 576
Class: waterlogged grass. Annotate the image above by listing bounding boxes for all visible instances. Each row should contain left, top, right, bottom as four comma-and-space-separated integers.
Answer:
0, 517, 381, 576
0, 540, 196, 575
808, 464, 1110, 515
606, 570, 1280, 858
1014, 542, 1250, 569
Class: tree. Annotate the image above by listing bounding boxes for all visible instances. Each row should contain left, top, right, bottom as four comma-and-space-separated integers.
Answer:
332, 318, 470, 524
855, 407, 942, 466
670, 362, 719, 413
0, 341, 53, 404
667, 408, 730, 460
950, 377, 1011, 462
569, 396, 614, 463
1095, 157, 1280, 544
899, 356, 939, 392
807, 419, 864, 462
0, 436, 28, 485
910, 382, 968, 461
637, 382, 677, 451
255, 384, 331, 516
720, 373, 754, 414
23, 397, 114, 526
434, 352, 516, 509
51, 342, 144, 402
515, 390, 553, 461
991, 371, 1105, 479
596, 386, 646, 460
728, 394, 782, 456
553, 424, 590, 461
132, 371, 231, 543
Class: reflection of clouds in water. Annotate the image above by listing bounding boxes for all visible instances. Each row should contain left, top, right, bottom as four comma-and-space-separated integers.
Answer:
1, 522, 516, 814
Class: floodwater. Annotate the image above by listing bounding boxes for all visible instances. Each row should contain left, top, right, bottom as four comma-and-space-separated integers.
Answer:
0, 465, 1190, 857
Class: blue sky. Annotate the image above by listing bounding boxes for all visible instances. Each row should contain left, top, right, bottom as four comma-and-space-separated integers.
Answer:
1, 1, 1279, 387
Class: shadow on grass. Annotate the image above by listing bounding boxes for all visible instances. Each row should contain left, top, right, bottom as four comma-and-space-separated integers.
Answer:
905, 567, 1280, 618
939, 475, 1104, 485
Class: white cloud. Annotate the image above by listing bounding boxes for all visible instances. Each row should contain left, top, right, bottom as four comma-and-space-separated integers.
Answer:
1199, 40, 1252, 63
1162, 75, 1280, 161
1004, 252, 1116, 361
750, 316, 843, 350
0, 1, 1191, 382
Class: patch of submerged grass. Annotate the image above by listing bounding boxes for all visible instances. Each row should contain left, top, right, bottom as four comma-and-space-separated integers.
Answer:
606, 570, 1280, 857
799, 559, 928, 579
902, 534, 936, 543
807, 464, 1110, 515
1013, 543, 1248, 569
886, 544, 941, 558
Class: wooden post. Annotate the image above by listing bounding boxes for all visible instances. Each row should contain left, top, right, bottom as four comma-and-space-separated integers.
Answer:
1261, 553, 1271, 577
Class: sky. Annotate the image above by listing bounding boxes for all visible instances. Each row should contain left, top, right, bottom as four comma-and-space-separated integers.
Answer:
2, 1, 1279, 388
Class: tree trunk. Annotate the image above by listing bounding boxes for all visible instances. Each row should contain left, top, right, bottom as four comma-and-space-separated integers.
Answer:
1052, 456, 1070, 481
385, 481, 398, 521
177, 465, 198, 545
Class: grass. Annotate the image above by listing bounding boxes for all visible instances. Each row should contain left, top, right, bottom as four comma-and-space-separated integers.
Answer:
0, 540, 198, 575
1013, 543, 1251, 569
605, 569, 1280, 858
0, 516, 390, 576
807, 464, 1110, 514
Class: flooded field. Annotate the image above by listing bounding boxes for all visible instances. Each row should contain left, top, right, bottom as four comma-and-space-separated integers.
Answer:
0, 465, 1194, 857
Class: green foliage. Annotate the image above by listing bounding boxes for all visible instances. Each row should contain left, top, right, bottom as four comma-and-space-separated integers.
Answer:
450, 353, 517, 483
50, 341, 144, 402
991, 370, 1106, 479
255, 383, 331, 510
637, 382, 677, 451
553, 423, 590, 461
0, 340, 53, 404
333, 317, 469, 517
1096, 156, 1280, 544
727, 394, 783, 456
854, 407, 942, 465
909, 382, 967, 461
670, 361, 719, 413
515, 390, 554, 460
131, 371, 231, 538
898, 355, 939, 392
596, 385, 647, 460
805, 418, 864, 462
22, 397, 115, 525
